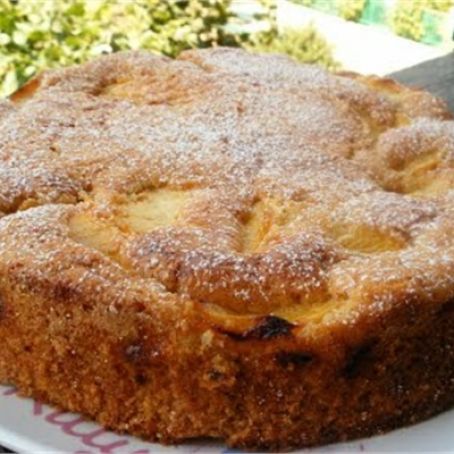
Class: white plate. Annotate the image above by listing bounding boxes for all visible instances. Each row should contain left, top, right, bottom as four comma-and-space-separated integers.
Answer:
0, 384, 453, 453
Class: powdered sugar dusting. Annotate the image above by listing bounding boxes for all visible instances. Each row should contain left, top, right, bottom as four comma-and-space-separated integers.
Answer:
0, 48, 453, 322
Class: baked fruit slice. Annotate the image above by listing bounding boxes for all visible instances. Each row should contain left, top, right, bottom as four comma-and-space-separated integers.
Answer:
0, 48, 453, 450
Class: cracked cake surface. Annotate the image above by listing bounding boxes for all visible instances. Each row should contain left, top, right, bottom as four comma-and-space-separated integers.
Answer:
0, 48, 453, 450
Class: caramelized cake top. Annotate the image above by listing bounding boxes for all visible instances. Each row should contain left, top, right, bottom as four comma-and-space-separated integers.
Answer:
0, 48, 453, 330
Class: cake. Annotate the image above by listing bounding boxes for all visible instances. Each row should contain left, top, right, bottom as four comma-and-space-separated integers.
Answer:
0, 48, 453, 450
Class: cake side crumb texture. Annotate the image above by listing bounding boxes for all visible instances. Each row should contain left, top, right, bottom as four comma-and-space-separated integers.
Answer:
0, 48, 453, 450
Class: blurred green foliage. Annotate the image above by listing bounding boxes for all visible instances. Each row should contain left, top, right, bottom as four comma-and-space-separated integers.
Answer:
391, 0, 453, 41
426, 0, 454, 12
0, 0, 246, 96
285, 0, 315, 6
0, 0, 339, 97
391, 0, 424, 41
337, 0, 366, 22
242, 0, 339, 70
249, 25, 340, 71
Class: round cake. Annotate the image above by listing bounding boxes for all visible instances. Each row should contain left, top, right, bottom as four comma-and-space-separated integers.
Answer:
0, 48, 453, 450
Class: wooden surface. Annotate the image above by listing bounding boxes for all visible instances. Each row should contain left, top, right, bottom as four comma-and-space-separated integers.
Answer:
390, 52, 454, 112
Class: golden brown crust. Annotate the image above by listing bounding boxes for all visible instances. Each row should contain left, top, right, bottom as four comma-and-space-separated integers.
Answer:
0, 48, 454, 450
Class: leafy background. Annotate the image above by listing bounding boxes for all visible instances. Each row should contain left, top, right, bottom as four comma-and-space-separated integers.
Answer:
0, 0, 338, 97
